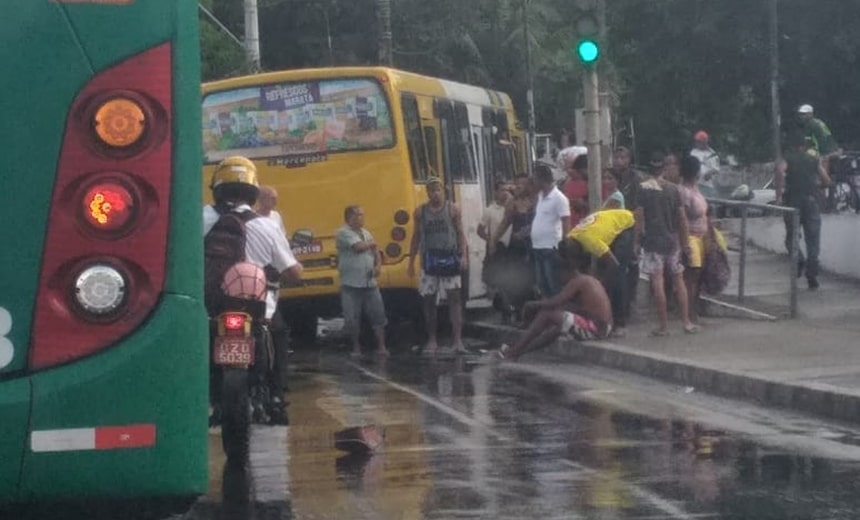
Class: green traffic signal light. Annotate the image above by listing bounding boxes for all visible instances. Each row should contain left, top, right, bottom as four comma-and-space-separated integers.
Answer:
576, 39, 600, 64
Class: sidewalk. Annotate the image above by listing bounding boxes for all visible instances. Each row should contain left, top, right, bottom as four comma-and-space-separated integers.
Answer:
466, 248, 860, 424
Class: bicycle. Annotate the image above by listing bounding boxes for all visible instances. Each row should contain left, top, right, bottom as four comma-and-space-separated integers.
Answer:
825, 152, 860, 213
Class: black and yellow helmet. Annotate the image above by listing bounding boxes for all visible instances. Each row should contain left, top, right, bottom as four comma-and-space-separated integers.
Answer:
211, 156, 260, 205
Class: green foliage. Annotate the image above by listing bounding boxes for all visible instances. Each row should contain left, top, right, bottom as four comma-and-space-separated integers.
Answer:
198, 0, 860, 162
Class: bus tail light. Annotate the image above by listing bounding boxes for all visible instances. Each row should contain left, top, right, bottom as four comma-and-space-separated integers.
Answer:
385, 243, 402, 259
391, 227, 407, 242
74, 264, 128, 317
30, 43, 173, 370
394, 210, 410, 225
81, 178, 138, 234
93, 96, 147, 148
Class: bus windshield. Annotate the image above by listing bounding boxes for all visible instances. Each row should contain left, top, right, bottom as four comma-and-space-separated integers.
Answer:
202, 77, 395, 164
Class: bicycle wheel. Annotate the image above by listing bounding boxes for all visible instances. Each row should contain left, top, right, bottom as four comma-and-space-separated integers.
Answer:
832, 182, 853, 213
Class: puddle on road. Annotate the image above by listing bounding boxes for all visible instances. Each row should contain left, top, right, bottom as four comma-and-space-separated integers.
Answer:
8, 352, 860, 520
267, 355, 860, 520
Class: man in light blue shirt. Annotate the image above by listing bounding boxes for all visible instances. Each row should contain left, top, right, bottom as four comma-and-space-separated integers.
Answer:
336, 205, 388, 357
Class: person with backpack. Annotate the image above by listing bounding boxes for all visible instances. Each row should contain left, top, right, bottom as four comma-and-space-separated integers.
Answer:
203, 156, 303, 425
407, 177, 469, 356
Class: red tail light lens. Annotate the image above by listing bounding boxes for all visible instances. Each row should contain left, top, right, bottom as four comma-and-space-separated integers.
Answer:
223, 314, 246, 331
82, 181, 137, 232
30, 44, 173, 370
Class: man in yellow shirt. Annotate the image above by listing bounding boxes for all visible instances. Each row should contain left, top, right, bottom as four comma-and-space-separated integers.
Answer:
563, 209, 636, 337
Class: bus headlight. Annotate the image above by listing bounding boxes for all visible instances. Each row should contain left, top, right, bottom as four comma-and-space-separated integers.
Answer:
74, 265, 127, 316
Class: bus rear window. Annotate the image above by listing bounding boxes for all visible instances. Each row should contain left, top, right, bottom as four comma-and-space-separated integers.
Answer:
202, 78, 394, 163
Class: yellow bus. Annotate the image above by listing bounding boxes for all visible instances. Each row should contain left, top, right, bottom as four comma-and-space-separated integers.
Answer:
202, 67, 526, 337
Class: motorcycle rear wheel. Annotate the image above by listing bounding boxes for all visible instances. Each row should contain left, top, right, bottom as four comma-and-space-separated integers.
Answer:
221, 367, 250, 461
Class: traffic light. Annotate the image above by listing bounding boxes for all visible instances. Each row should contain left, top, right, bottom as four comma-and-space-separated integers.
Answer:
574, 7, 600, 66
576, 39, 600, 64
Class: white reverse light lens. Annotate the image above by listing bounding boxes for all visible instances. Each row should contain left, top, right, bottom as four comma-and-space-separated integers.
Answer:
75, 265, 127, 315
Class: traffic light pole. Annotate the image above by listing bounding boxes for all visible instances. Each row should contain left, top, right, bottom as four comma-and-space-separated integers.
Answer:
584, 67, 602, 213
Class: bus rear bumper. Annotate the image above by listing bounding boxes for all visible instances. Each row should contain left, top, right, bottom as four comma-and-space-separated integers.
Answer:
16, 294, 209, 502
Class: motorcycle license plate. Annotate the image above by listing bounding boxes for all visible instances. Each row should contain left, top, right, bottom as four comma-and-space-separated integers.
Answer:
213, 337, 255, 366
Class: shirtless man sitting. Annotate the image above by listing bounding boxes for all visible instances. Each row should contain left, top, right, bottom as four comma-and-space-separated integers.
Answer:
496, 245, 613, 362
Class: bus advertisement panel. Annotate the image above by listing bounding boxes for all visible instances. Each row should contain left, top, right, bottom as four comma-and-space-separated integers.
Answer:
202, 78, 395, 165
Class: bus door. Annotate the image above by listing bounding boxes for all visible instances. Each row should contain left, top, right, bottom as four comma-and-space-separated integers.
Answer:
416, 95, 442, 183
461, 104, 488, 299
402, 93, 431, 185
473, 124, 494, 206
423, 121, 443, 180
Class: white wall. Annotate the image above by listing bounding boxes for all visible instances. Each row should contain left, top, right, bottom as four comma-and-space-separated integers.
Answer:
742, 215, 860, 279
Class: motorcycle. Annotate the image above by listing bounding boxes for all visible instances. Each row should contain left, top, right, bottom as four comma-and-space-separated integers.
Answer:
209, 262, 280, 461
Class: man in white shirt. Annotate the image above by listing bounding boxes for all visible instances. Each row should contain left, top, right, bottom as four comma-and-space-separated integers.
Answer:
256, 185, 287, 236
531, 163, 571, 297
203, 156, 303, 425
689, 130, 720, 195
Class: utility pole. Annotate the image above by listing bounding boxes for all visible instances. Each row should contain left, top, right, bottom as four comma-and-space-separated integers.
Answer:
584, 68, 602, 213
323, 7, 334, 66
769, 0, 782, 160
377, 0, 393, 66
523, 0, 536, 174
597, 0, 610, 166
244, 0, 261, 71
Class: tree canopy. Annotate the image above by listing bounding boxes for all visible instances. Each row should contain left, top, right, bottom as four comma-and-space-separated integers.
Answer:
200, 0, 860, 163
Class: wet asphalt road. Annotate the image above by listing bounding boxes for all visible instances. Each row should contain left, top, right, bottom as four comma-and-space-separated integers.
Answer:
10, 346, 860, 520
184, 348, 860, 520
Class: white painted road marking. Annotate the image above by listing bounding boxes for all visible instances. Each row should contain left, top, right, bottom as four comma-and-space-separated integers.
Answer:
350, 361, 698, 520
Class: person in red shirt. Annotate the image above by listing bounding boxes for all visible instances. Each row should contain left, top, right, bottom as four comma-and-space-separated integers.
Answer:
562, 154, 589, 227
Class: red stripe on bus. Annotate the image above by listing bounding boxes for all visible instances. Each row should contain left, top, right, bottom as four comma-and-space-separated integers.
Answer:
94, 424, 156, 450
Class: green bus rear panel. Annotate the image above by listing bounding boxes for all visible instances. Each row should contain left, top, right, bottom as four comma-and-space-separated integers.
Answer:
0, 0, 206, 501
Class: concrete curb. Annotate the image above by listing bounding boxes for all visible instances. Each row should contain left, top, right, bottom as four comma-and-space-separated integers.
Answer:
466, 320, 860, 425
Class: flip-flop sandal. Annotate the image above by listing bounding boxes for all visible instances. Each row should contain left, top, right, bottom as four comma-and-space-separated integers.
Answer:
453, 346, 470, 355
684, 325, 702, 334
649, 329, 670, 337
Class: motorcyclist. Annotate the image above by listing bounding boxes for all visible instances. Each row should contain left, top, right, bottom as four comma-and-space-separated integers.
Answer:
204, 156, 303, 425
796, 104, 839, 159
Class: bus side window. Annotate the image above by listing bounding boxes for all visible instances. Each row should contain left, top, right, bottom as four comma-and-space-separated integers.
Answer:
401, 93, 428, 181
454, 103, 476, 181
423, 126, 439, 176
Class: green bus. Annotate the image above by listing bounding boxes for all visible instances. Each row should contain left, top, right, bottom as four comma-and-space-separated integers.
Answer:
0, 0, 208, 505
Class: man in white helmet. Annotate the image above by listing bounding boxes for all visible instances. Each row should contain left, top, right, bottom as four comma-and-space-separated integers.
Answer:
797, 104, 838, 158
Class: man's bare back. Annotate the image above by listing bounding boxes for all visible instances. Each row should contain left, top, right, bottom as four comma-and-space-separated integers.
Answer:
559, 274, 613, 325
